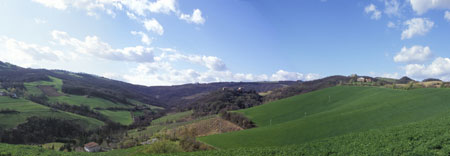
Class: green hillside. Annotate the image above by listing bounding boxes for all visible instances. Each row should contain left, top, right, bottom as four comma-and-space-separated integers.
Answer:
20, 76, 157, 125
98, 110, 133, 125
199, 86, 450, 149
4, 113, 450, 155
0, 96, 104, 130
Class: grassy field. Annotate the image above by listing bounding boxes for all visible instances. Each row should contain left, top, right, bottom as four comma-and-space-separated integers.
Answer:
22, 76, 142, 126
42, 142, 65, 151
98, 110, 133, 125
48, 95, 131, 109
199, 86, 450, 149
0, 96, 104, 129
48, 95, 135, 125
151, 110, 193, 125
130, 99, 164, 111
24, 76, 63, 95
4, 112, 450, 155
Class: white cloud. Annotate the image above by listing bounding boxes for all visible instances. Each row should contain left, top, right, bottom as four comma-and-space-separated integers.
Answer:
0, 36, 64, 67
143, 18, 164, 35
34, 18, 47, 24
270, 70, 320, 81
179, 9, 205, 25
382, 73, 401, 79
369, 72, 401, 79
393, 45, 431, 63
384, 0, 401, 16
126, 11, 138, 20
32, 0, 121, 17
51, 30, 154, 63
445, 11, 450, 21
33, 0, 206, 28
387, 21, 396, 28
409, 0, 450, 15
159, 52, 227, 71
365, 4, 382, 20
404, 57, 450, 80
32, 0, 68, 10
120, 0, 149, 16
131, 31, 152, 45
124, 63, 320, 86
123, 51, 320, 86
148, 0, 177, 14
401, 18, 434, 40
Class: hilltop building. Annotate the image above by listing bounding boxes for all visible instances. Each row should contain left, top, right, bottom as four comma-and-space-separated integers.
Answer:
10, 93, 18, 99
357, 77, 365, 82
357, 77, 372, 83
84, 142, 100, 152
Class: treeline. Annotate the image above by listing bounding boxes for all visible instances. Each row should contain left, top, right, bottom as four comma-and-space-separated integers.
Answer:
263, 76, 353, 103
53, 70, 162, 107
0, 116, 128, 147
143, 81, 298, 108
189, 89, 262, 117
219, 111, 255, 129
129, 110, 167, 129
62, 85, 131, 105
94, 106, 150, 111
0, 117, 85, 144
0, 109, 19, 114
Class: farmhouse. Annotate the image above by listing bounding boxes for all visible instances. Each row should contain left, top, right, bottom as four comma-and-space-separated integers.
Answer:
0, 91, 5, 96
357, 77, 365, 82
84, 142, 100, 152
357, 77, 372, 83
10, 93, 18, 99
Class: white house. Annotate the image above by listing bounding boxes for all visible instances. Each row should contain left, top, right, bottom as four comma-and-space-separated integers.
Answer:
357, 77, 365, 82
84, 142, 100, 152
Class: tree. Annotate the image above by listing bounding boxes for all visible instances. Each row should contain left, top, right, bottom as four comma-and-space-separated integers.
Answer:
407, 82, 414, 90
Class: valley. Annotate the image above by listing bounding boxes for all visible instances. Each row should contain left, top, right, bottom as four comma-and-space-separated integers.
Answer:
2, 61, 450, 155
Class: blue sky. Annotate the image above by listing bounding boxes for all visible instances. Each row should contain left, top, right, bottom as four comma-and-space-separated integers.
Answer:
1, 0, 450, 86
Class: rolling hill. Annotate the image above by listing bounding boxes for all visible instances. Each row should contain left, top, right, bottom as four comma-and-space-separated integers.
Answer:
0, 61, 297, 128
199, 86, 450, 149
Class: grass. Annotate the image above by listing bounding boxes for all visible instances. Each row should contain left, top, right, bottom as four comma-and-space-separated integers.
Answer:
6, 86, 450, 155
199, 86, 450, 149
98, 110, 133, 125
49, 95, 131, 109
42, 142, 65, 151
151, 111, 193, 125
24, 76, 63, 96
23, 76, 137, 126
130, 99, 165, 110
5, 113, 450, 155
0, 96, 104, 130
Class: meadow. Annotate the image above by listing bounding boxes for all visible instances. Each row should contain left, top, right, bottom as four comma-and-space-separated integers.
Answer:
199, 86, 450, 149
98, 110, 133, 125
151, 110, 193, 125
23, 76, 63, 96
3, 113, 450, 155
0, 96, 104, 130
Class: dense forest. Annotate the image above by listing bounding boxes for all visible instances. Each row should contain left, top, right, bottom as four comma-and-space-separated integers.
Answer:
189, 89, 262, 117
